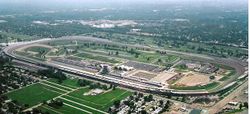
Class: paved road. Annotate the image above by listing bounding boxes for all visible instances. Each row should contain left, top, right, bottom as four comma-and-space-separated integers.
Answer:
208, 81, 248, 114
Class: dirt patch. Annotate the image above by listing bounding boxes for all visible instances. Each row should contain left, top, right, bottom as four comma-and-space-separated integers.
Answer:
128, 70, 157, 80
150, 71, 178, 85
174, 71, 210, 87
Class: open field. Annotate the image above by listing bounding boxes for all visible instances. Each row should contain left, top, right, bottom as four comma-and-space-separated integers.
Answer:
170, 82, 220, 90
39, 104, 92, 114
75, 52, 121, 64
150, 71, 178, 85
66, 88, 132, 111
218, 70, 236, 81
48, 78, 80, 88
24, 46, 51, 54
129, 70, 157, 80
7, 83, 62, 106
174, 72, 210, 87
80, 46, 180, 66
6, 78, 132, 114
14, 44, 53, 61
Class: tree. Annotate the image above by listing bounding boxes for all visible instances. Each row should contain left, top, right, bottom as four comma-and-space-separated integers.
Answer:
144, 95, 153, 102
32, 108, 42, 114
108, 107, 112, 113
167, 94, 172, 99
157, 58, 162, 63
178, 64, 187, 69
135, 97, 139, 102
159, 100, 164, 107
129, 101, 134, 108
141, 110, 147, 114
48, 99, 63, 108
109, 84, 113, 89
24, 104, 29, 108
123, 100, 129, 106
113, 100, 120, 108
244, 102, 248, 108
102, 85, 108, 90
135, 53, 139, 58
181, 97, 186, 102
101, 66, 109, 75
37, 69, 67, 82
115, 51, 119, 55
239, 103, 243, 110
134, 92, 138, 96
148, 94, 153, 101
112, 85, 117, 90
166, 100, 170, 105
129, 95, 134, 100
138, 93, 144, 98
58, 78, 63, 84
209, 75, 215, 80
165, 64, 172, 70
43, 100, 47, 105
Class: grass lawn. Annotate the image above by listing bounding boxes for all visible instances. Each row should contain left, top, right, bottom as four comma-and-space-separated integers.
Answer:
15, 51, 46, 61
81, 47, 179, 66
161, 55, 179, 63
47, 47, 66, 56
225, 109, 245, 114
66, 88, 132, 111
42, 81, 74, 91
48, 78, 80, 89
57, 98, 103, 114
214, 64, 235, 70
174, 65, 189, 72
170, 82, 220, 90
219, 70, 236, 81
75, 52, 120, 63
7, 83, 61, 107
40, 104, 92, 114
6, 75, 132, 113
25, 46, 50, 54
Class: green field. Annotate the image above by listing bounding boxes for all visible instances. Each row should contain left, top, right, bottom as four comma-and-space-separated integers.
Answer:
15, 51, 46, 61
7, 78, 132, 114
14, 40, 180, 66
66, 87, 132, 111
79, 46, 179, 66
14, 46, 51, 61
75, 52, 121, 63
174, 64, 189, 72
25, 46, 50, 53
46, 39, 180, 66
219, 70, 236, 81
48, 78, 80, 88
24, 46, 50, 58
7, 83, 62, 106
47, 48, 66, 56
170, 82, 220, 90
39, 105, 89, 114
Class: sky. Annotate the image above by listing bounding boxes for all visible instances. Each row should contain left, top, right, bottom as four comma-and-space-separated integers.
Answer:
0, 0, 247, 5
0, 0, 247, 10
